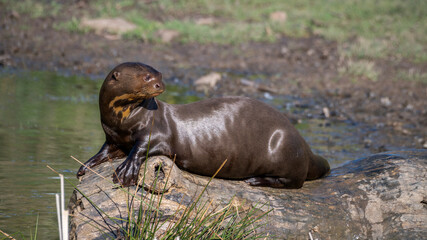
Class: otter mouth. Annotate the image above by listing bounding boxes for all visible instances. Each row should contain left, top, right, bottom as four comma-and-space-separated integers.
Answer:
149, 89, 164, 97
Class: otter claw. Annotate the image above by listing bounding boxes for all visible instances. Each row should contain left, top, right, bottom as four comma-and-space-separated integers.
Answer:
77, 165, 87, 177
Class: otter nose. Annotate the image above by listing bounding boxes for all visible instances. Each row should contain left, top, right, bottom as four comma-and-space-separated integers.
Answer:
154, 81, 165, 91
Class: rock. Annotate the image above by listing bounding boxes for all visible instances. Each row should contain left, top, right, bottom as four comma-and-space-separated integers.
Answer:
69, 150, 427, 239
306, 48, 315, 56
380, 97, 392, 107
240, 78, 279, 94
80, 18, 137, 35
10, 10, 20, 19
156, 29, 180, 43
405, 104, 414, 111
280, 46, 289, 56
0, 54, 11, 66
194, 72, 222, 92
269, 11, 287, 23
322, 107, 330, 118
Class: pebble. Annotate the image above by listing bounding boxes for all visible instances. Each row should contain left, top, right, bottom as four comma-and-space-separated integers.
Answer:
280, 46, 289, 55
194, 72, 222, 88
264, 92, 274, 100
322, 107, 330, 118
80, 18, 137, 35
380, 97, 392, 107
405, 104, 414, 111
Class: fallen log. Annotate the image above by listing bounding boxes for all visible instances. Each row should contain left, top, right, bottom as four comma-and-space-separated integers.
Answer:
69, 150, 427, 239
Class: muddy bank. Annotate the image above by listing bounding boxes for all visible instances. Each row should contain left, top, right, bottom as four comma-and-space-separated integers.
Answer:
1, 6, 426, 151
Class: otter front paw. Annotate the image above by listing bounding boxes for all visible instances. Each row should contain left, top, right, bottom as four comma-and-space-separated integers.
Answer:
113, 159, 140, 186
77, 155, 106, 177
77, 165, 88, 177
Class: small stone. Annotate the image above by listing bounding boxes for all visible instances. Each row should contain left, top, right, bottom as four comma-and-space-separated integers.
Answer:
368, 91, 376, 98
10, 10, 20, 19
194, 72, 222, 88
269, 11, 287, 23
264, 92, 274, 100
240, 79, 279, 94
0, 54, 11, 66
0, 54, 11, 62
307, 49, 315, 56
322, 107, 330, 118
380, 97, 391, 107
80, 18, 137, 35
280, 46, 289, 55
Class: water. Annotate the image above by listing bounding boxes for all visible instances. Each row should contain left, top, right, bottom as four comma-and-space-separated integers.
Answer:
0, 70, 369, 239
264, 95, 369, 167
0, 70, 201, 239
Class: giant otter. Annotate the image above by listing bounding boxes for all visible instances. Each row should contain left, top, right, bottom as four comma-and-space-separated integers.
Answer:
77, 62, 330, 188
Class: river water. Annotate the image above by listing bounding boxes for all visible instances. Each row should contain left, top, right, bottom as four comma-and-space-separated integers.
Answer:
0, 70, 369, 239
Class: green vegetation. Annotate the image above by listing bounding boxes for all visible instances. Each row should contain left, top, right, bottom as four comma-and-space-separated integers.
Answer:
396, 69, 427, 83
339, 59, 379, 82
0, 214, 39, 240
92, 0, 426, 61
54, 17, 91, 34
4, 0, 426, 63
1, 0, 62, 18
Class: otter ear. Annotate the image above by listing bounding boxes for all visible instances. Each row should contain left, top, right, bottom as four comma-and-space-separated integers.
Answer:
112, 71, 121, 81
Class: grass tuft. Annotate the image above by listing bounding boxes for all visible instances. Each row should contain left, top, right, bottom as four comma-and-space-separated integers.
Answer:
66, 156, 272, 239
3, 0, 62, 18
339, 59, 379, 82
0, 214, 39, 240
53, 17, 92, 34
396, 69, 427, 83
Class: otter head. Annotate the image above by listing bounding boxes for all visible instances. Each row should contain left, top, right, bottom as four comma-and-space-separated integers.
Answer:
100, 62, 165, 121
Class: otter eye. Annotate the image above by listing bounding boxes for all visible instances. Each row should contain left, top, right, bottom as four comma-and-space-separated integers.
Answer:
144, 75, 151, 82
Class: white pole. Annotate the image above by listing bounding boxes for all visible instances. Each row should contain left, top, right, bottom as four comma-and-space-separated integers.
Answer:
59, 174, 68, 240
60, 174, 65, 220
56, 193, 63, 240
62, 210, 69, 240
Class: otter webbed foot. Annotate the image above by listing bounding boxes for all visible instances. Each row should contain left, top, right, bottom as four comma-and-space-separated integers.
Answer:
244, 176, 304, 189
77, 164, 90, 177
112, 140, 148, 186
77, 154, 107, 177
113, 158, 141, 186
77, 142, 126, 177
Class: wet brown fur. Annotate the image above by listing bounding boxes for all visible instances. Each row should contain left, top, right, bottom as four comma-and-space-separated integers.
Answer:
77, 62, 330, 188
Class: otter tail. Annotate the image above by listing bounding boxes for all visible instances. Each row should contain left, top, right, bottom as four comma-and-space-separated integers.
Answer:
306, 154, 330, 180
